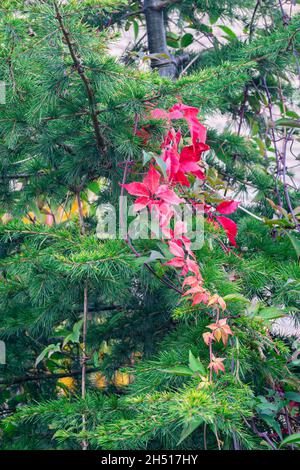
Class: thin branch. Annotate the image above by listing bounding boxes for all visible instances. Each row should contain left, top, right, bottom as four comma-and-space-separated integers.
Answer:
282, 130, 300, 231
53, 1, 105, 153
204, 183, 264, 222
81, 284, 89, 451
76, 191, 86, 235
0, 367, 102, 386
179, 53, 202, 77
263, 76, 284, 209
249, 0, 261, 41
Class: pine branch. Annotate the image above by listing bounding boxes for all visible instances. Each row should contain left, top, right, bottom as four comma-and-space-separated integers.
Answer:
53, 1, 106, 154
0, 367, 102, 386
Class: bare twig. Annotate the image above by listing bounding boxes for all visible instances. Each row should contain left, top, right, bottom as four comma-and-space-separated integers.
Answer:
249, 0, 261, 41
263, 76, 284, 209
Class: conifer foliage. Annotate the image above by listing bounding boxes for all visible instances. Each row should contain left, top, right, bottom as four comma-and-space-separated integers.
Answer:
0, 0, 300, 451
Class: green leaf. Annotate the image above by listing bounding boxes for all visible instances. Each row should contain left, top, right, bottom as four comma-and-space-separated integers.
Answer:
133, 20, 139, 41
142, 150, 154, 165
275, 119, 300, 129
279, 433, 300, 448
209, 12, 220, 24
198, 23, 213, 34
166, 32, 180, 48
93, 351, 100, 368
154, 156, 167, 178
188, 350, 205, 374
87, 181, 100, 195
218, 25, 238, 40
285, 392, 300, 402
286, 233, 300, 259
253, 137, 266, 156
63, 319, 83, 347
223, 293, 250, 304
260, 414, 282, 440
161, 366, 194, 376
35, 343, 61, 367
181, 33, 193, 48
285, 109, 299, 119
177, 417, 203, 445
256, 307, 285, 321
143, 250, 165, 264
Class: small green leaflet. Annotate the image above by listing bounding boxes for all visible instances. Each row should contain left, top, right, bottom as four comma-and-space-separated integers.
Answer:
63, 319, 84, 347
166, 32, 180, 48
260, 414, 282, 440
188, 350, 205, 375
142, 150, 154, 165
286, 233, 300, 259
93, 351, 100, 368
181, 33, 193, 48
177, 417, 204, 445
255, 307, 285, 321
279, 433, 300, 448
87, 181, 100, 195
160, 366, 194, 376
223, 293, 250, 304
133, 20, 139, 41
285, 392, 300, 402
154, 156, 167, 178
35, 343, 61, 366
142, 152, 167, 178
275, 119, 300, 129
217, 25, 238, 40
133, 250, 165, 266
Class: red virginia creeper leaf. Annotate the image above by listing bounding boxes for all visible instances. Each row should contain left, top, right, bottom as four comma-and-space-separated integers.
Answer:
216, 200, 239, 215
121, 182, 149, 197
216, 216, 237, 246
143, 165, 161, 194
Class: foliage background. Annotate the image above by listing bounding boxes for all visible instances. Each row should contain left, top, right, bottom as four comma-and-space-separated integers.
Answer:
0, 0, 299, 450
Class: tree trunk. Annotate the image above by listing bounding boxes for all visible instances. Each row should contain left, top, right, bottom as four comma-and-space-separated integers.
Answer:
143, 0, 177, 78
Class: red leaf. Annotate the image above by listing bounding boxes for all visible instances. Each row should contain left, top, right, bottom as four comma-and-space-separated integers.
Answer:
156, 186, 184, 205
163, 146, 180, 180
143, 165, 161, 194
169, 103, 199, 120
165, 257, 185, 268
182, 276, 199, 288
186, 257, 200, 276
168, 240, 185, 258
193, 169, 206, 180
216, 216, 237, 246
174, 220, 187, 238
134, 197, 149, 212
180, 160, 200, 173
216, 200, 239, 215
192, 292, 209, 306
150, 108, 169, 120
121, 182, 149, 197
173, 170, 190, 186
